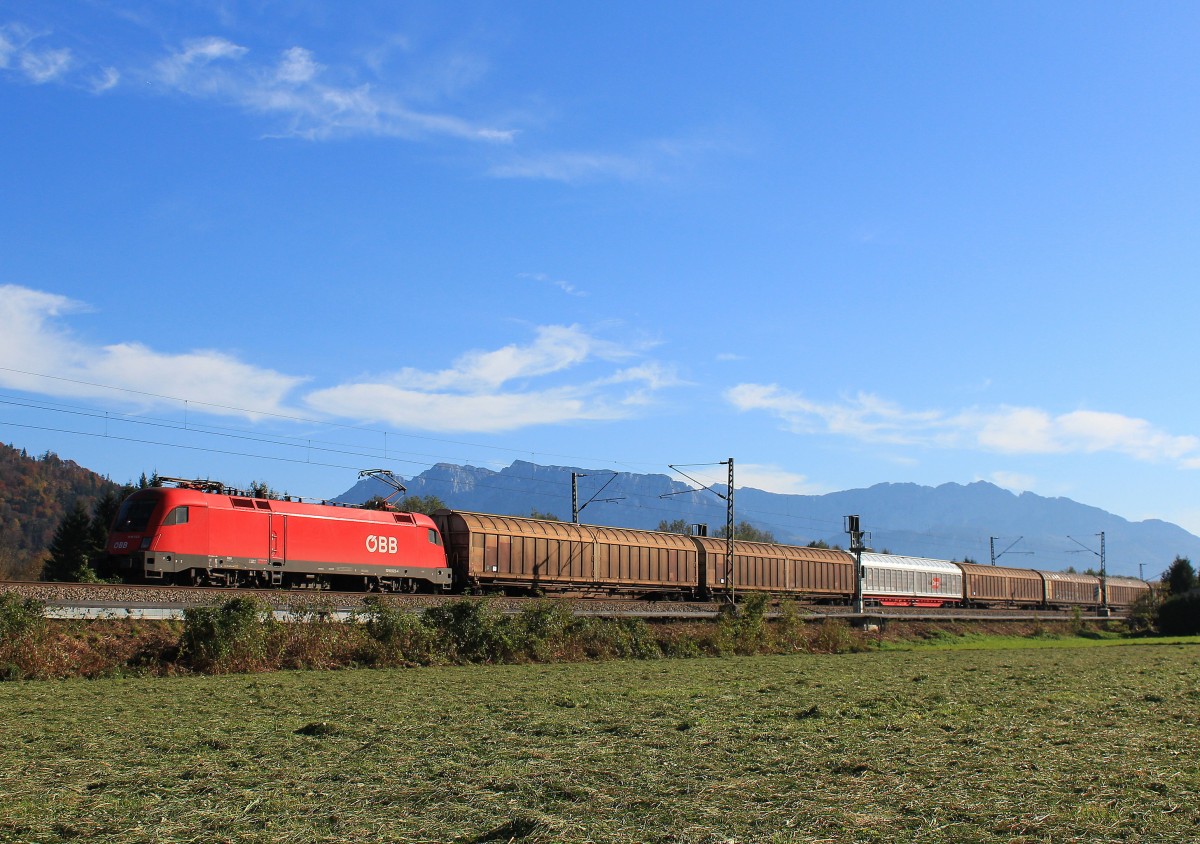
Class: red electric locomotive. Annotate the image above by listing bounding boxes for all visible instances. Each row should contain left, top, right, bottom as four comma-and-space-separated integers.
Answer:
106, 480, 452, 591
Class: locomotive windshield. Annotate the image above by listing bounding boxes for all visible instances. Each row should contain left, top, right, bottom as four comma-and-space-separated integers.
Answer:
112, 494, 160, 532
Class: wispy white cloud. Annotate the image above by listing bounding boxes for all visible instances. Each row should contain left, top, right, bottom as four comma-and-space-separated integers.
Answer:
1, 286, 679, 434
491, 151, 649, 183
726, 385, 949, 445
727, 383, 1200, 467
491, 133, 733, 184
89, 66, 120, 93
0, 19, 722, 184
275, 46, 320, 84
0, 26, 16, 68
390, 325, 628, 392
0, 22, 514, 143
519, 272, 586, 297
0, 23, 72, 83
595, 363, 683, 391
984, 470, 1037, 493
306, 325, 675, 432
736, 463, 826, 495
19, 46, 71, 82
0, 284, 305, 418
963, 407, 1200, 461
305, 383, 620, 433
154, 36, 247, 87
150, 37, 514, 143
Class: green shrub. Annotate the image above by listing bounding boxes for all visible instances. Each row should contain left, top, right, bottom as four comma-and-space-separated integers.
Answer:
360, 599, 439, 664
573, 617, 662, 660
810, 619, 855, 654
421, 600, 520, 663
181, 597, 273, 672
713, 593, 772, 655
1157, 592, 1200, 635
277, 598, 346, 670
773, 599, 803, 649
514, 600, 576, 661
1124, 590, 1160, 635
0, 593, 45, 642
659, 633, 702, 659
0, 593, 48, 680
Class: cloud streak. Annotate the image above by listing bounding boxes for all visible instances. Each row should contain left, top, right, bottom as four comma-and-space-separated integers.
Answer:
1, 285, 677, 433
0, 23, 72, 83
0, 22, 514, 143
306, 325, 678, 432
150, 38, 515, 143
0, 285, 305, 418
727, 383, 1200, 467
519, 272, 586, 297
0, 18, 718, 184
491, 151, 649, 183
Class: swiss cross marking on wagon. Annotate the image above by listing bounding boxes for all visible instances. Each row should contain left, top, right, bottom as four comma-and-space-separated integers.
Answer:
931, 576, 941, 589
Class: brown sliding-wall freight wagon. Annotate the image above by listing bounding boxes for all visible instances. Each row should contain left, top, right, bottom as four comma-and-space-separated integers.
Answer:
694, 537, 856, 600
433, 510, 699, 596
1105, 576, 1152, 608
958, 563, 1045, 606
1041, 570, 1102, 607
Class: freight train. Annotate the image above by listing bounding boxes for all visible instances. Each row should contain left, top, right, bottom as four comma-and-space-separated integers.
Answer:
105, 480, 1151, 610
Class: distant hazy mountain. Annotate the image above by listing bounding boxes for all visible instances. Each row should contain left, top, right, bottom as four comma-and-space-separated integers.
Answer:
336, 460, 1198, 579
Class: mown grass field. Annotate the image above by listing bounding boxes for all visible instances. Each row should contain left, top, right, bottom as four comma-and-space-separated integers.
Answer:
1, 639, 1198, 843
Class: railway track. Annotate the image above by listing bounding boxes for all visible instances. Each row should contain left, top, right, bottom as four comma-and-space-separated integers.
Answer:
0, 580, 1125, 623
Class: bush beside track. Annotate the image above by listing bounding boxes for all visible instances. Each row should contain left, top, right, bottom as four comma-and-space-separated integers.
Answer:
0, 589, 1162, 680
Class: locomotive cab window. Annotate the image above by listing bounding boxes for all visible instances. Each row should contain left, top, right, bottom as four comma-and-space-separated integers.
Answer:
163, 506, 189, 526
113, 496, 159, 532
428, 529, 442, 545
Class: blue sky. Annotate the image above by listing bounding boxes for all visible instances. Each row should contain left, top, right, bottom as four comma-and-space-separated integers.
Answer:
3, 2, 1200, 543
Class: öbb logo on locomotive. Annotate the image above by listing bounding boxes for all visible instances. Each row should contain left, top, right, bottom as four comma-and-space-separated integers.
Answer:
103, 477, 1152, 607
365, 535, 398, 554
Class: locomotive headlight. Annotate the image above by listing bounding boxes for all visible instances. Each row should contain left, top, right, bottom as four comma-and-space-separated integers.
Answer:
140, 537, 152, 550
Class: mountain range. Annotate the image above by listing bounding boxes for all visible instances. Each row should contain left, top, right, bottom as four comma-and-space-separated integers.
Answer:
335, 460, 1199, 580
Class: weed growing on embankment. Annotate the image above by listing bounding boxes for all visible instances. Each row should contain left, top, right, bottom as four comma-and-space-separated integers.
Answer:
0, 594, 1188, 678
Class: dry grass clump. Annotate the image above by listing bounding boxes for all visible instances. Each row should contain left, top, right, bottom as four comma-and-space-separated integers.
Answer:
0, 593, 1147, 680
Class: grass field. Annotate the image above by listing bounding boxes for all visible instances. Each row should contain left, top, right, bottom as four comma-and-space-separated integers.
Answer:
1, 639, 1198, 843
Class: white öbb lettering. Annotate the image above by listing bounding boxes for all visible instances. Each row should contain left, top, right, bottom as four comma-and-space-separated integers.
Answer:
365, 535, 398, 554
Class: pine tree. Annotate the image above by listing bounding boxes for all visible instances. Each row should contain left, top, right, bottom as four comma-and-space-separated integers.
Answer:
1163, 556, 1196, 596
43, 500, 95, 582
88, 489, 126, 580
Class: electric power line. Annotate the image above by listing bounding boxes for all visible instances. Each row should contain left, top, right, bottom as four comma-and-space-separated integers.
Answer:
1, 370, 1015, 554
